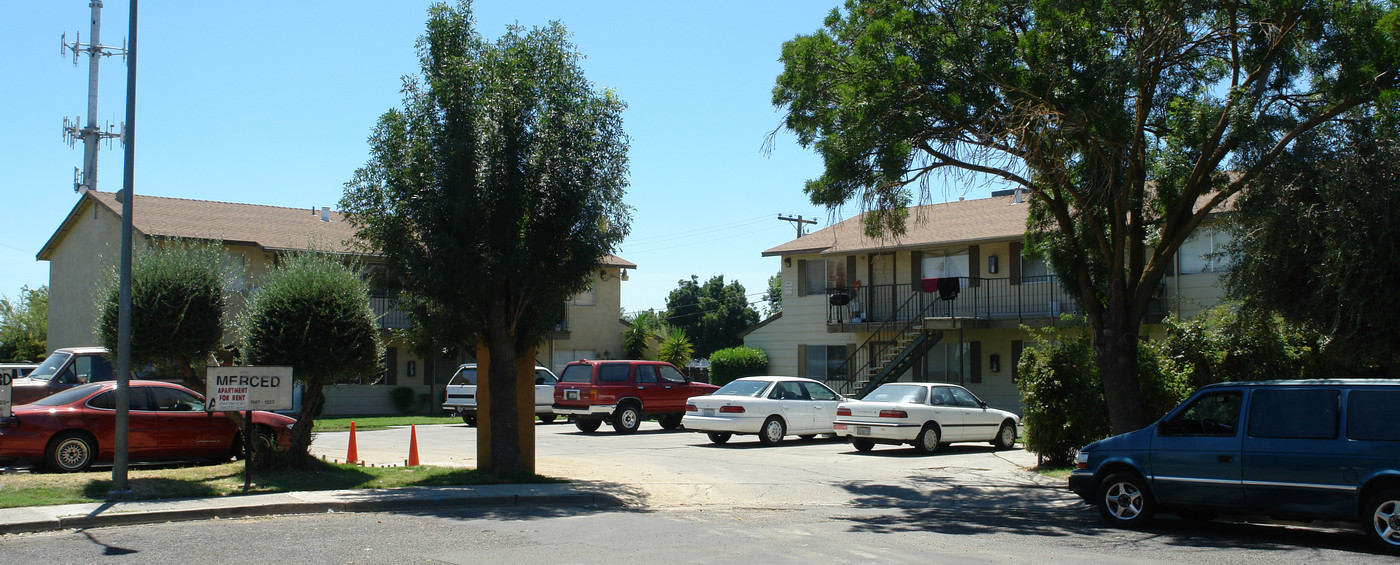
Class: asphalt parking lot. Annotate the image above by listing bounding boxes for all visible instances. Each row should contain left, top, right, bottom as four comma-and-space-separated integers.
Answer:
309, 419, 1071, 509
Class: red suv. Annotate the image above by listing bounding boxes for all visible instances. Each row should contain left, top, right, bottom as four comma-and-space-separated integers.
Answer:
552, 360, 718, 434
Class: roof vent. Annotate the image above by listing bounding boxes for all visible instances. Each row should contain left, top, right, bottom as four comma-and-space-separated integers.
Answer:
321, 207, 330, 222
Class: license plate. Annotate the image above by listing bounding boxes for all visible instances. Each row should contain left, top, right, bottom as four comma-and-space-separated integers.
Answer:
703, 408, 715, 417
856, 426, 871, 436
565, 390, 580, 401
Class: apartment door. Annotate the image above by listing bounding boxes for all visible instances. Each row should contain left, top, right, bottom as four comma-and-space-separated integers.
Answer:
869, 253, 895, 321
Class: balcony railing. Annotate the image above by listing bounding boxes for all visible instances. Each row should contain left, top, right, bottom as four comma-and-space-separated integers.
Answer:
370, 296, 411, 329
826, 276, 1165, 324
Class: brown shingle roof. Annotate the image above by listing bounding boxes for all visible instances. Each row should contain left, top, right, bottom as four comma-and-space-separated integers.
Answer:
39, 191, 635, 268
762, 195, 1030, 256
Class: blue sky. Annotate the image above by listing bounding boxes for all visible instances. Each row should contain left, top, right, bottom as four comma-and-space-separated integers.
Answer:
4, 1, 989, 317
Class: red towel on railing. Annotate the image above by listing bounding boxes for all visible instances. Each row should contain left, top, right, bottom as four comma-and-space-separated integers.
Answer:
921, 277, 938, 293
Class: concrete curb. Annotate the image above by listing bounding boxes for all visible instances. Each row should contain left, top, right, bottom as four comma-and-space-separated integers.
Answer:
0, 489, 625, 535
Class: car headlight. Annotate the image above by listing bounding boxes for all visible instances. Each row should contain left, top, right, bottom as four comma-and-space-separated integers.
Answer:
1074, 451, 1090, 470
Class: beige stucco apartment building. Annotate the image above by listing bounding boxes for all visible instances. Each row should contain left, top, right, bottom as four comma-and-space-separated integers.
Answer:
742, 191, 1230, 412
37, 190, 635, 416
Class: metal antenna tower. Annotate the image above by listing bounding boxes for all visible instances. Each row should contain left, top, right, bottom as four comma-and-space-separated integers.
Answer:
778, 214, 818, 238
61, 1, 127, 193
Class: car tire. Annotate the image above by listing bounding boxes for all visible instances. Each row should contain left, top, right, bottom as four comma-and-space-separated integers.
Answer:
46, 431, 96, 473
539, 414, 558, 424
913, 424, 941, 454
759, 417, 786, 446
575, 417, 602, 433
233, 426, 279, 461
852, 438, 875, 452
991, 422, 1017, 450
1364, 488, 1400, 554
707, 432, 732, 445
657, 414, 684, 430
1097, 472, 1157, 528
612, 405, 642, 434
462, 414, 477, 426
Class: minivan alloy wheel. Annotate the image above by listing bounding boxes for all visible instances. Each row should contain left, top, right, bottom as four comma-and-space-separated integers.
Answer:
1367, 490, 1400, 552
1096, 472, 1156, 527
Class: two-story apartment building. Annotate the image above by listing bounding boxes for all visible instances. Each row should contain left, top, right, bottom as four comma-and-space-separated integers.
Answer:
37, 189, 635, 415
743, 190, 1231, 411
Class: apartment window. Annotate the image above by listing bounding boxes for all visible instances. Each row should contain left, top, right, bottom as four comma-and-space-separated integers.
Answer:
921, 251, 969, 280
1179, 228, 1234, 274
1020, 256, 1053, 282
803, 344, 848, 380
802, 259, 848, 295
223, 252, 248, 292
924, 342, 971, 383
571, 279, 596, 306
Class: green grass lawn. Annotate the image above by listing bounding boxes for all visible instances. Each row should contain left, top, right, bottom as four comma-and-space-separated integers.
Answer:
312, 414, 461, 432
1035, 465, 1074, 481
0, 461, 556, 509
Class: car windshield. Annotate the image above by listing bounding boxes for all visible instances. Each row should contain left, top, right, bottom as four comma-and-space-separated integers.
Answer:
32, 383, 103, 406
713, 380, 771, 398
865, 384, 928, 404
24, 352, 73, 382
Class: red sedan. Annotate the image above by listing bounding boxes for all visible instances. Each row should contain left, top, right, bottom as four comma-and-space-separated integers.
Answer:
0, 380, 295, 472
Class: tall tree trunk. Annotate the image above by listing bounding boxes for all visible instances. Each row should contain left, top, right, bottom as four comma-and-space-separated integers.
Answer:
1093, 291, 1148, 435
290, 380, 323, 459
486, 307, 522, 478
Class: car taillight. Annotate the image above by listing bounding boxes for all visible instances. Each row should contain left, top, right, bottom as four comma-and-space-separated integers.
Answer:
719, 405, 745, 413
836, 407, 851, 416
686, 403, 697, 412
878, 409, 908, 418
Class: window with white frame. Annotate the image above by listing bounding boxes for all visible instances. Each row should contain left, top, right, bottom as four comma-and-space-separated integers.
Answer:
804, 344, 849, 380
1179, 228, 1234, 274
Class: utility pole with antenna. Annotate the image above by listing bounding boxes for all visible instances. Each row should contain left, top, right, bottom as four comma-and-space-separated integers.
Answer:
778, 214, 818, 238
61, 0, 127, 194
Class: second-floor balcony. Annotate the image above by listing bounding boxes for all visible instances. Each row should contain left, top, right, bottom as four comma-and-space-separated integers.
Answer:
370, 296, 412, 330
825, 276, 1167, 331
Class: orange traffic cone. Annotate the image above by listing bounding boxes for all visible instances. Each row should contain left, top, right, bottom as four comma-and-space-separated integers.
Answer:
407, 424, 420, 466
346, 421, 359, 464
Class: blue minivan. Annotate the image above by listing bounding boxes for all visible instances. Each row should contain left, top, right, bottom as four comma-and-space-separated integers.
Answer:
1069, 379, 1400, 553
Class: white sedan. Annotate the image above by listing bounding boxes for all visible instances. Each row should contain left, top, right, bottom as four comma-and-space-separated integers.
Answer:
834, 382, 1019, 454
683, 376, 846, 445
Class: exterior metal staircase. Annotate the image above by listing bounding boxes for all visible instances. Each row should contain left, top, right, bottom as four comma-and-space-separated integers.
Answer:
828, 293, 948, 398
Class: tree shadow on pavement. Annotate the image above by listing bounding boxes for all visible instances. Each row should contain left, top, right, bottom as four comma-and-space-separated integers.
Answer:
833, 503, 1383, 557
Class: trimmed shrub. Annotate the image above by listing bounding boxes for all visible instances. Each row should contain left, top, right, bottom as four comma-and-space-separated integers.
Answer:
390, 386, 416, 414
709, 346, 768, 387
1016, 331, 1109, 467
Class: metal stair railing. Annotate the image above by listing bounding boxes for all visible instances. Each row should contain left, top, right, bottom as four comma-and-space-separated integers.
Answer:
853, 330, 943, 399
826, 291, 948, 397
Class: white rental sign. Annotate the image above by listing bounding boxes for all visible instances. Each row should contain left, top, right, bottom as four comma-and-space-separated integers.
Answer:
0, 368, 12, 419
206, 366, 294, 412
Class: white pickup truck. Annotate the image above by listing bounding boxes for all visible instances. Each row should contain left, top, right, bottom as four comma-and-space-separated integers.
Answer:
441, 363, 560, 426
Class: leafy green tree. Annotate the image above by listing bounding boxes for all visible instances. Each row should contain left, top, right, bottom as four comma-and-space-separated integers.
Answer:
240, 252, 382, 466
340, 1, 630, 477
764, 273, 782, 316
775, 0, 1399, 433
0, 285, 48, 362
621, 310, 662, 359
1155, 305, 1331, 388
1226, 116, 1400, 373
663, 275, 760, 358
655, 326, 694, 370
95, 240, 226, 390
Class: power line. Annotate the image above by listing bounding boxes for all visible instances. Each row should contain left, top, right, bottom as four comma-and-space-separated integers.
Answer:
622, 224, 788, 255
623, 213, 774, 245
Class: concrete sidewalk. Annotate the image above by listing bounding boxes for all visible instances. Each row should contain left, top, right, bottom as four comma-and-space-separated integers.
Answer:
0, 483, 624, 535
